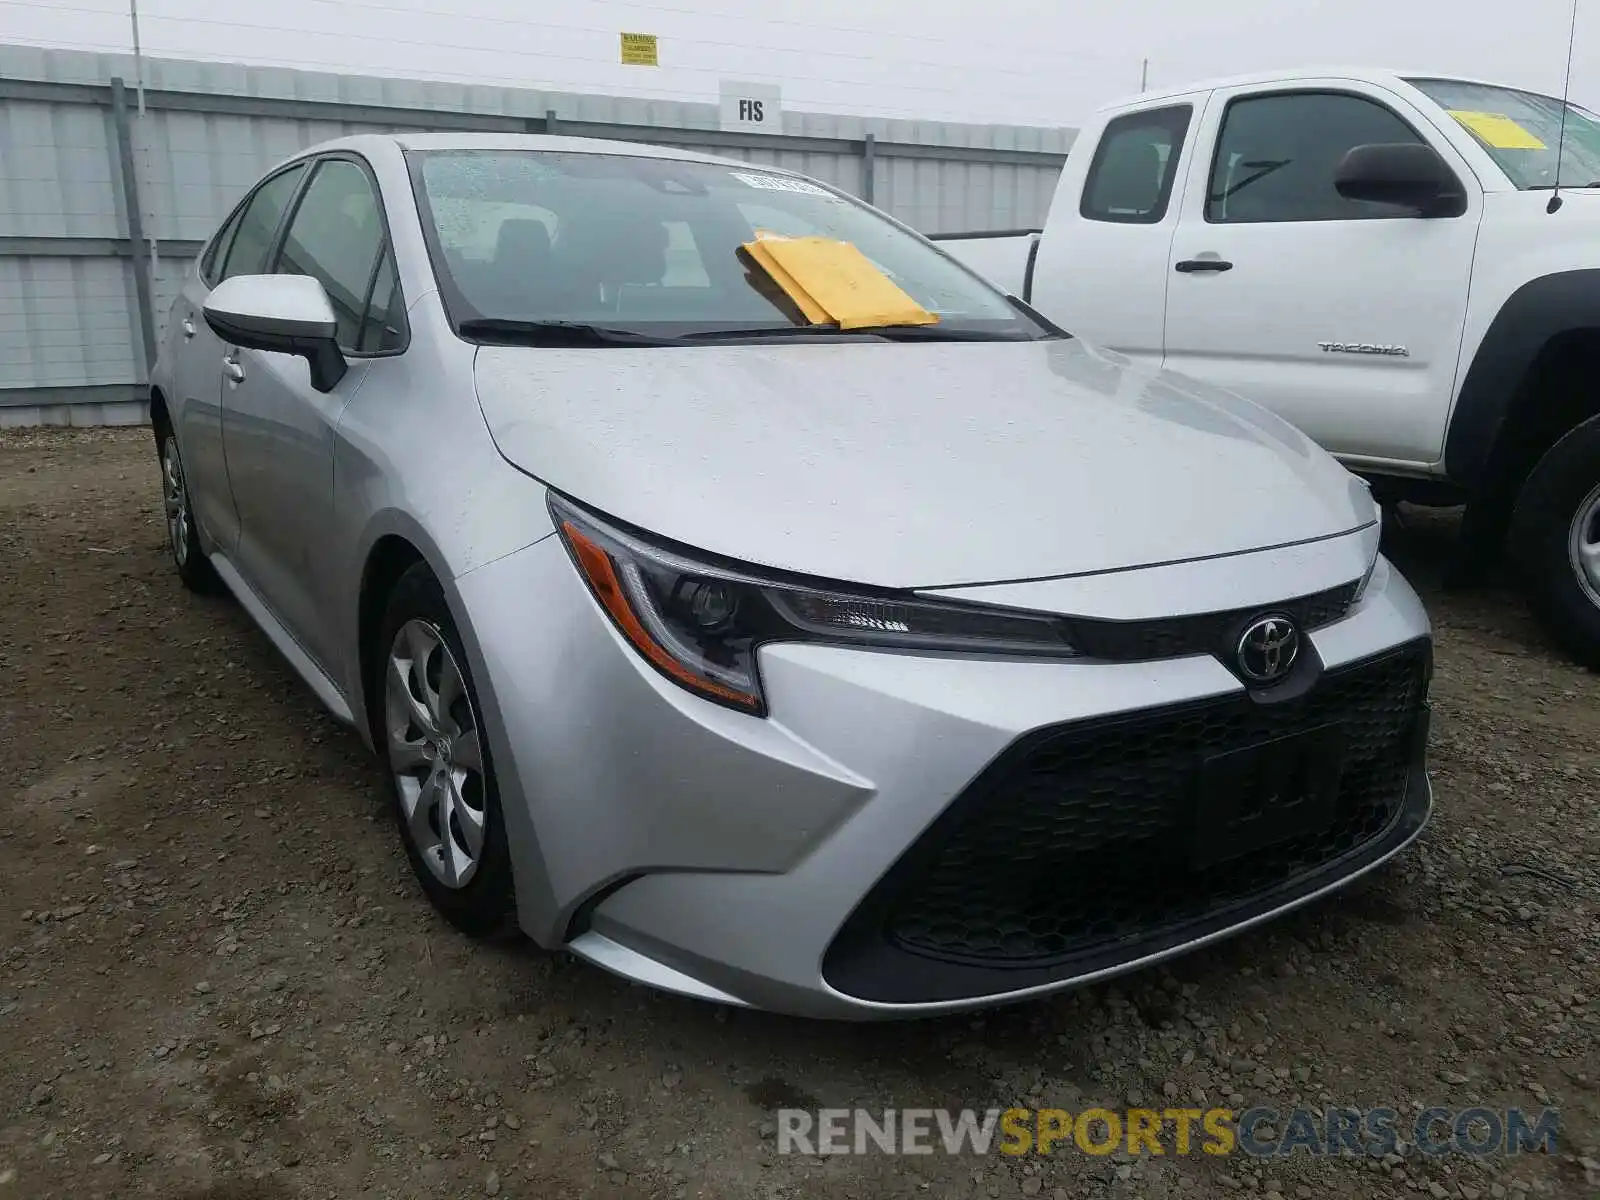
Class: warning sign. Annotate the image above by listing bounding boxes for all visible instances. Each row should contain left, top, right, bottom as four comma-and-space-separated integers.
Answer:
620, 32, 658, 67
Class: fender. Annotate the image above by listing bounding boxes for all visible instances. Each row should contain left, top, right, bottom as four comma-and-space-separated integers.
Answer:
1444, 269, 1600, 491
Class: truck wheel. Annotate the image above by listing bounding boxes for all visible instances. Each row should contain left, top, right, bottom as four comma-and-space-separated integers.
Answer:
1510, 413, 1600, 669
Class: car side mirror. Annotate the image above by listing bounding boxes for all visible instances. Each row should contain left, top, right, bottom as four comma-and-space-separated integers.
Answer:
203, 274, 348, 393
1333, 143, 1466, 217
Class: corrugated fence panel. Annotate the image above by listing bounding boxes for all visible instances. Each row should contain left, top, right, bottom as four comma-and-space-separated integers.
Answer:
0, 256, 140, 388
0, 99, 119, 238
0, 44, 1074, 425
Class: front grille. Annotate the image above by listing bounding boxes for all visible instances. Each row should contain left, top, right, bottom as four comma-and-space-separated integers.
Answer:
858, 642, 1429, 972
1064, 580, 1360, 662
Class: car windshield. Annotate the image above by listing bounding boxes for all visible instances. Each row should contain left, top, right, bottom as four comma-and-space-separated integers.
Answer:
1408, 77, 1600, 190
407, 149, 1044, 340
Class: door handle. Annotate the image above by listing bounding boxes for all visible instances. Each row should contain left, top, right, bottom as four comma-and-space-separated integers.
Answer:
224, 355, 245, 384
181, 316, 196, 339
1175, 258, 1234, 273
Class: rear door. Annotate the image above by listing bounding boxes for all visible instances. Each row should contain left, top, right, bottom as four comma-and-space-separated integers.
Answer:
1160, 81, 1482, 466
1027, 99, 1202, 371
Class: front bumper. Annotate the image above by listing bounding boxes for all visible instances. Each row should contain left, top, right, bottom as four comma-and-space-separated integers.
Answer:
454, 536, 1433, 1019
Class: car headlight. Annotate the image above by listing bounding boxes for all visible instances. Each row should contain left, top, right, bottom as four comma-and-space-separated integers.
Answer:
549, 493, 1078, 715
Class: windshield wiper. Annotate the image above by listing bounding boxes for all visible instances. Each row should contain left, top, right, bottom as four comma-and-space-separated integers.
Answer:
856, 324, 1041, 342
677, 324, 1038, 343
457, 318, 682, 346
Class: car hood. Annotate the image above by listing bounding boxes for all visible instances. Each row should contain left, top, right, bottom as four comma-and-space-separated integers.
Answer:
473, 337, 1376, 589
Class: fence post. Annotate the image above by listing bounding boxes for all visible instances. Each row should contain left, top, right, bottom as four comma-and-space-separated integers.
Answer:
861, 132, 876, 205
110, 77, 158, 380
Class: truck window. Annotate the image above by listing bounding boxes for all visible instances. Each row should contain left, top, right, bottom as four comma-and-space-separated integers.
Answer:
1079, 105, 1192, 224
1206, 91, 1426, 223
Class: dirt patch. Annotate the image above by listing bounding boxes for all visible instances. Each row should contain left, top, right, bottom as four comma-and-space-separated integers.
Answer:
1, 428, 1596, 1199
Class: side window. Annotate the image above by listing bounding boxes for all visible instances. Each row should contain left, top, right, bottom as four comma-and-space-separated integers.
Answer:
1207, 92, 1426, 223
219, 164, 307, 280
1080, 105, 1192, 224
200, 203, 245, 286
274, 158, 397, 352
356, 250, 405, 353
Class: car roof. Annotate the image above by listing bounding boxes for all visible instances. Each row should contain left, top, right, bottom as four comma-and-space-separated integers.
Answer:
1095, 66, 1552, 113
281, 130, 778, 173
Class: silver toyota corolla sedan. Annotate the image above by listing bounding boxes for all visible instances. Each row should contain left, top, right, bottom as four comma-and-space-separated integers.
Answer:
149, 132, 1434, 1018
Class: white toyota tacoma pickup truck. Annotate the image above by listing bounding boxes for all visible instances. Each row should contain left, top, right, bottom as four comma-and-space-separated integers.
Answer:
935, 67, 1600, 668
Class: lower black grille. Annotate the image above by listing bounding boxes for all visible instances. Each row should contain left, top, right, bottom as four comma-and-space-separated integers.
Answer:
824, 640, 1431, 1000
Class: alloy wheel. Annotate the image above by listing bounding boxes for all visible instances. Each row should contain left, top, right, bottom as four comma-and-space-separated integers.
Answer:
385, 619, 488, 889
162, 439, 189, 567
1567, 482, 1600, 611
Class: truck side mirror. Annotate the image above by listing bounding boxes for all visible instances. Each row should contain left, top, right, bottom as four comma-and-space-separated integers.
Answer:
1334, 143, 1466, 217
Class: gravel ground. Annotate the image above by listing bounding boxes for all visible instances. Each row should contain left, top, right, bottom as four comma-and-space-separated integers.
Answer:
1, 427, 1597, 1200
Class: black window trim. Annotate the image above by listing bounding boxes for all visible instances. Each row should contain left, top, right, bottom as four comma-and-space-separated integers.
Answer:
212, 158, 315, 285
199, 200, 246, 287
1202, 86, 1465, 225
1078, 103, 1194, 226
268, 150, 411, 360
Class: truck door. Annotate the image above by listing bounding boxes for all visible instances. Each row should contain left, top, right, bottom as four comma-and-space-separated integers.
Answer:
1161, 80, 1482, 467
1028, 99, 1201, 374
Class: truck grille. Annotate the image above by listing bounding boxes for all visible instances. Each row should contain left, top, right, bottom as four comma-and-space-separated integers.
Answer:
829, 641, 1429, 986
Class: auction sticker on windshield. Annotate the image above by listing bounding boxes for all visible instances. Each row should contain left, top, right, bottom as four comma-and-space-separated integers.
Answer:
1447, 110, 1547, 150
730, 171, 840, 198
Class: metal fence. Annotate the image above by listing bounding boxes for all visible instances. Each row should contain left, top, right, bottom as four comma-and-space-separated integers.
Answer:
0, 44, 1075, 427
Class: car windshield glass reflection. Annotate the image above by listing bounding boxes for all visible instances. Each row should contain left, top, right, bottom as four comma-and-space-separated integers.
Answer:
410, 150, 1045, 341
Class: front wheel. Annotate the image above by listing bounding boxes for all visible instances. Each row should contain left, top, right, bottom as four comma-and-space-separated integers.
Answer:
1510, 413, 1600, 669
376, 564, 516, 937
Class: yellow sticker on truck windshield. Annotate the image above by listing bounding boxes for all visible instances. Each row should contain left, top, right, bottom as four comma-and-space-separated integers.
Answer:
1447, 110, 1547, 150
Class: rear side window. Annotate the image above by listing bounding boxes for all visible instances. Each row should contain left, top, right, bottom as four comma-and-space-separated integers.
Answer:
275, 157, 405, 354
200, 203, 245, 286
1206, 92, 1426, 223
219, 164, 307, 280
1080, 105, 1192, 224
357, 251, 404, 353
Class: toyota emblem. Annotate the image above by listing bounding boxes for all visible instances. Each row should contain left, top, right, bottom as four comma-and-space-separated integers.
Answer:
1236, 615, 1300, 684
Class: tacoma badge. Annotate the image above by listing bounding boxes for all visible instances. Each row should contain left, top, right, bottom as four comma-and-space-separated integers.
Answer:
1317, 342, 1410, 356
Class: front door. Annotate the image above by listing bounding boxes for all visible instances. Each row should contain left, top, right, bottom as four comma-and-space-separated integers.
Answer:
1161, 82, 1483, 468
174, 163, 307, 550
221, 156, 400, 672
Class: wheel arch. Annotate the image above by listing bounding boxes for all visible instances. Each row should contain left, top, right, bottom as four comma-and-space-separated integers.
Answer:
351, 519, 551, 939
349, 515, 494, 745
149, 385, 172, 450
1445, 270, 1600, 508
355, 532, 429, 745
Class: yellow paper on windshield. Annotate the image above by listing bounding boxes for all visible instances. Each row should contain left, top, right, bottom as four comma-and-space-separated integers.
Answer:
1448, 110, 1547, 150
742, 237, 832, 324
740, 235, 937, 330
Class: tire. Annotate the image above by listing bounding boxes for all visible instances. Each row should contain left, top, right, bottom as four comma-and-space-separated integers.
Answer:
375, 563, 516, 937
158, 430, 220, 593
1510, 412, 1600, 669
